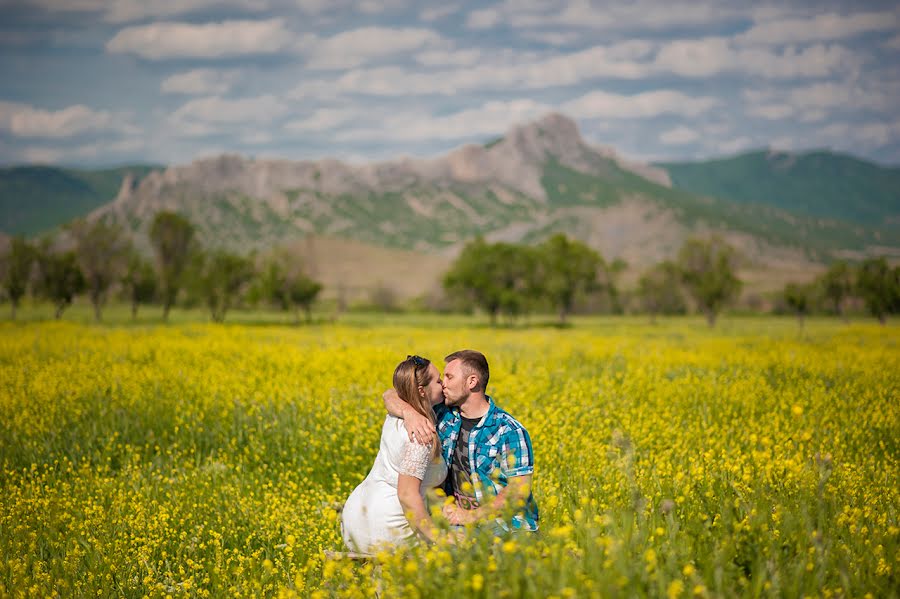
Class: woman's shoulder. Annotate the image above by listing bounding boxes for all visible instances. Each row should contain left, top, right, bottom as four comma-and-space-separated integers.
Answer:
381, 415, 409, 443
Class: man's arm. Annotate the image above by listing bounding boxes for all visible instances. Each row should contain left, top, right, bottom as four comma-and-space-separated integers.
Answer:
445, 423, 535, 525
444, 475, 532, 525
383, 388, 436, 444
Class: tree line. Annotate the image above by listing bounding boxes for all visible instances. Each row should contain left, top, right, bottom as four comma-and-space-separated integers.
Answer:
445, 235, 899, 326
0, 211, 321, 323
443, 235, 743, 326
778, 258, 900, 326
1, 212, 898, 325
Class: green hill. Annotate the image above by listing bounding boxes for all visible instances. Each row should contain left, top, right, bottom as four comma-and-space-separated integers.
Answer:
541, 157, 896, 255
657, 150, 900, 227
0, 165, 160, 236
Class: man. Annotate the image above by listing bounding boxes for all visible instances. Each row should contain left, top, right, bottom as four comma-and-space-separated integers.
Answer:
384, 350, 539, 532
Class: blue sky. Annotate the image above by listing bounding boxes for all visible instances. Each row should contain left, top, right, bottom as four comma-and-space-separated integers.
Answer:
1, 0, 899, 167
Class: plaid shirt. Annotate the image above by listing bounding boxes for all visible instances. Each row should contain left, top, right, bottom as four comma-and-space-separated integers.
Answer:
436, 397, 539, 531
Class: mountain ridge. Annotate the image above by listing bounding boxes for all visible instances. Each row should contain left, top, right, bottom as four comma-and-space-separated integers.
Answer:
658, 149, 900, 227
2, 114, 897, 285
0, 164, 160, 236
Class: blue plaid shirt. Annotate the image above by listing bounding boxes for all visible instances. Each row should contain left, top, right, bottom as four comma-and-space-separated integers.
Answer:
435, 397, 539, 531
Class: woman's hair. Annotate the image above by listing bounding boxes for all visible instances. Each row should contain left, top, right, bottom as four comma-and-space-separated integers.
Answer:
393, 355, 440, 459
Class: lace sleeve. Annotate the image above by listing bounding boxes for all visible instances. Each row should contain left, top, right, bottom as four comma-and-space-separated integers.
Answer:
399, 441, 431, 480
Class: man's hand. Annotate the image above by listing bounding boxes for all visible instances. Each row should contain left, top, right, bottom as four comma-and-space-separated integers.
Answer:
384, 388, 436, 444
442, 503, 477, 525
402, 408, 436, 445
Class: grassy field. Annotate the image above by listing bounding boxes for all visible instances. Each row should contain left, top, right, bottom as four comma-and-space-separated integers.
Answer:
0, 314, 897, 597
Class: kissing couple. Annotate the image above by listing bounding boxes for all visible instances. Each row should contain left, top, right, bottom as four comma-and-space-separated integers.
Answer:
341, 350, 539, 551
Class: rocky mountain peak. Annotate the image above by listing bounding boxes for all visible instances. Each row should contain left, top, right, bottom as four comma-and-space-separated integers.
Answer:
114, 172, 137, 203
499, 112, 586, 163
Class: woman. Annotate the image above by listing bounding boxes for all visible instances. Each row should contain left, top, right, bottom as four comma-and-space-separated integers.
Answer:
341, 355, 447, 552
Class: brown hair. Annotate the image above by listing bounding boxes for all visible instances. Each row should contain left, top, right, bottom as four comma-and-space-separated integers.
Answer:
393, 356, 440, 458
444, 349, 489, 393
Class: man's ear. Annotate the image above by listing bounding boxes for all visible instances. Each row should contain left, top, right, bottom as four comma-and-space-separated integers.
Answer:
467, 374, 478, 392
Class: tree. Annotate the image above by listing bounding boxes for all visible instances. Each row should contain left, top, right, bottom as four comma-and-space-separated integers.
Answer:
677, 237, 742, 327
443, 238, 538, 325
35, 244, 84, 319
67, 218, 131, 322
536, 234, 604, 324
0, 237, 35, 320
818, 261, 854, 320
893, 265, 900, 315
783, 282, 815, 330
856, 257, 898, 324
636, 261, 687, 323
121, 251, 157, 320
604, 258, 628, 314
149, 212, 195, 321
191, 250, 255, 322
256, 254, 322, 324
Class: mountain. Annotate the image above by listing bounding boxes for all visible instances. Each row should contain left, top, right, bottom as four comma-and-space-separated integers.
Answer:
0, 165, 160, 236
657, 150, 900, 227
5, 114, 897, 301
89, 114, 894, 279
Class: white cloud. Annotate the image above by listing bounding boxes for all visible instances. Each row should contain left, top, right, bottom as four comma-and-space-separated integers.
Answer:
748, 104, 794, 120
306, 27, 444, 70
305, 37, 859, 102
744, 79, 898, 123
788, 81, 889, 111
819, 120, 900, 148
520, 30, 583, 46
562, 89, 718, 119
0, 101, 134, 138
18, 137, 146, 164
19, 147, 66, 164
466, 8, 501, 29
8, 0, 107, 13
717, 136, 755, 155
885, 34, 900, 49
287, 80, 339, 101
652, 37, 732, 77
467, 0, 745, 31
737, 11, 899, 46
799, 110, 828, 123
769, 136, 796, 151
167, 94, 289, 137
161, 69, 241, 95
104, 0, 270, 23
294, 0, 332, 13
12, 0, 271, 21
334, 99, 551, 142
420, 3, 460, 21
107, 18, 298, 60
285, 108, 360, 132
357, 0, 408, 14
415, 48, 482, 67
653, 38, 860, 79
324, 41, 654, 97
660, 126, 699, 145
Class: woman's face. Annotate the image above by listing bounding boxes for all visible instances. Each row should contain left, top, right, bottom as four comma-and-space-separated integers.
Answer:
420, 364, 444, 407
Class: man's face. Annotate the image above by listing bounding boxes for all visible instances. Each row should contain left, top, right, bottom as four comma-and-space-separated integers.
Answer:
442, 359, 470, 407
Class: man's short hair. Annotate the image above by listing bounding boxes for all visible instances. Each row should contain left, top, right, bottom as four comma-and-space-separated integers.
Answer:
445, 349, 489, 392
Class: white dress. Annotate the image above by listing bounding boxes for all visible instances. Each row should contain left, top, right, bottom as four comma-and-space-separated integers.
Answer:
341, 415, 447, 553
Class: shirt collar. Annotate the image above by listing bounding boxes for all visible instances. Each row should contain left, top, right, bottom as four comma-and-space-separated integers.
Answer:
449, 395, 496, 428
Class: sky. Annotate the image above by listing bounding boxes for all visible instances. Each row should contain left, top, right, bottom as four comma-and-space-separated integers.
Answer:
1, 0, 899, 168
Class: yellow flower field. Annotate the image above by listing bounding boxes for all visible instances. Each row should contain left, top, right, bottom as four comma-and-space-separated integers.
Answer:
0, 318, 897, 597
